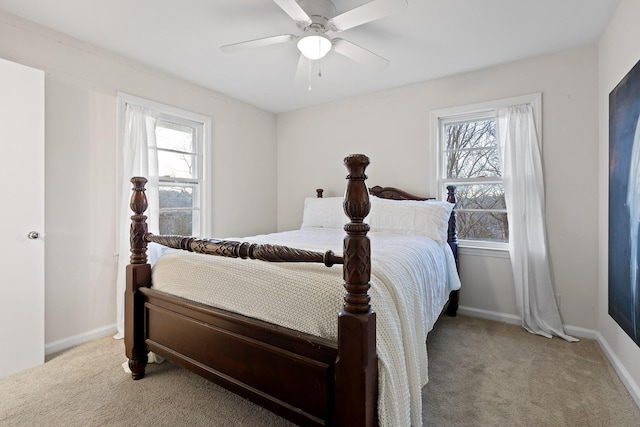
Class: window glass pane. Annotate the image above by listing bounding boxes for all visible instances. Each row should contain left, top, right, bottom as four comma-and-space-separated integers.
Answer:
445, 119, 496, 150
457, 211, 509, 242
156, 120, 194, 153
453, 183, 506, 210
446, 147, 501, 179
159, 186, 193, 209
158, 151, 196, 179
445, 120, 500, 179
159, 211, 193, 235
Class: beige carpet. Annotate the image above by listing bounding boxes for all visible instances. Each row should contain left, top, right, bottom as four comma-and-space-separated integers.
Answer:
423, 316, 640, 426
1, 315, 639, 426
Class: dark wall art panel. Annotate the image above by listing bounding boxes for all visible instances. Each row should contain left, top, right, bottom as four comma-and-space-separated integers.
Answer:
609, 58, 640, 347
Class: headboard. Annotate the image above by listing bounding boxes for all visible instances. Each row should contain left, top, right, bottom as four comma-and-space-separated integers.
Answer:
315, 184, 459, 317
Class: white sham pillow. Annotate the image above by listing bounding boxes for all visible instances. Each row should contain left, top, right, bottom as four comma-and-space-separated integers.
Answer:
368, 197, 454, 242
300, 195, 454, 242
300, 197, 347, 229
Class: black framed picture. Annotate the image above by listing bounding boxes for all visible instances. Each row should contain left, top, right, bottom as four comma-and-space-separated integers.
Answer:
609, 58, 640, 346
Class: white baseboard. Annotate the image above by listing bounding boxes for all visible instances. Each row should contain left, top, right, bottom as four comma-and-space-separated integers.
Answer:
458, 305, 600, 339
594, 331, 640, 409
457, 306, 640, 409
45, 323, 117, 355
457, 305, 521, 325
563, 324, 599, 340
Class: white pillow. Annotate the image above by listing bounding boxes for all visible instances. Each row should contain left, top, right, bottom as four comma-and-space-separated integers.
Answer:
300, 197, 347, 229
368, 197, 454, 242
300, 195, 454, 242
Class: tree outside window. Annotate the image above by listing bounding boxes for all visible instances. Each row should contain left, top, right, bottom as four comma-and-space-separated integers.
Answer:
440, 115, 508, 244
156, 119, 202, 236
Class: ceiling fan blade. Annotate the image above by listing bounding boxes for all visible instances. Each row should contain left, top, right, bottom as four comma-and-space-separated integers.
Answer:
329, 0, 407, 32
273, 0, 312, 24
221, 34, 295, 52
332, 38, 389, 70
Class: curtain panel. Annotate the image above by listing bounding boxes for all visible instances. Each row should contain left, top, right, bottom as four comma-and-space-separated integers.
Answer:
497, 104, 577, 342
115, 104, 160, 339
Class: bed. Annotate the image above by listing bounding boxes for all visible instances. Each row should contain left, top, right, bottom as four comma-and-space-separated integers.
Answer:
124, 154, 460, 426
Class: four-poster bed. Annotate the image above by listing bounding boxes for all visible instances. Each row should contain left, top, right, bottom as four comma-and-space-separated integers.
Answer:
124, 154, 459, 426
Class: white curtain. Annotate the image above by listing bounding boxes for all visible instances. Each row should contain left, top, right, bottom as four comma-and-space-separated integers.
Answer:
114, 104, 160, 339
497, 104, 577, 342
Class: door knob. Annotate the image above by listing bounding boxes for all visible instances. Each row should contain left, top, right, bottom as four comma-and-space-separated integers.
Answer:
27, 231, 39, 240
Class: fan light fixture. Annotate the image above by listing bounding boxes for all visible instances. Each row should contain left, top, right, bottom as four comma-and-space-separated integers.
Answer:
297, 34, 331, 60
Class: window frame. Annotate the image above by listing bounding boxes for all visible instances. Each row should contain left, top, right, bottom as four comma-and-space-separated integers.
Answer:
117, 93, 212, 237
430, 93, 542, 252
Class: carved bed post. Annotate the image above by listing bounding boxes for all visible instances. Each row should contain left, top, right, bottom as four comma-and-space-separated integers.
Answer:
446, 184, 459, 316
124, 177, 151, 379
335, 154, 377, 426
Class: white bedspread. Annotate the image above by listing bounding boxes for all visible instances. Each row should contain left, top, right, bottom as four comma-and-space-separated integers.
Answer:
151, 228, 461, 426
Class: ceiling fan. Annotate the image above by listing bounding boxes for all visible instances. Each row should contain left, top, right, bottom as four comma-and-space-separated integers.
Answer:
221, 0, 407, 81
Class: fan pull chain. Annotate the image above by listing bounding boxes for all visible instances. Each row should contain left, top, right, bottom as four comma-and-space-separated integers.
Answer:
318, 36, 323, 78
307, 60, 323, 92
308, 57, 312, 92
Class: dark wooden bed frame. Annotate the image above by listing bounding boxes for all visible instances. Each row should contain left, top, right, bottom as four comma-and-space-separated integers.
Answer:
125, 154, 458, 426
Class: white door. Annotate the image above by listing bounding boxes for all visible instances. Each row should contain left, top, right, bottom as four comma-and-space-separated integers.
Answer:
0, 58, 45, 378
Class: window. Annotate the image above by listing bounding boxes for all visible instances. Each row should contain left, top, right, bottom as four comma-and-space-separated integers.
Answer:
118, 93, 211, 237
156, 118, 202, 235
441, 113, 507, 244
432, 94, 541, 250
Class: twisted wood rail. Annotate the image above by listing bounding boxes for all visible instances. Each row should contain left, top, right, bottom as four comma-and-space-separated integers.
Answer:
145, 234, 343, 267
128, 177, 342, 267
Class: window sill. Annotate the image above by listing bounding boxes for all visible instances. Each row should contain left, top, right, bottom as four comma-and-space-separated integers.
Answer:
459, 244, 510, 259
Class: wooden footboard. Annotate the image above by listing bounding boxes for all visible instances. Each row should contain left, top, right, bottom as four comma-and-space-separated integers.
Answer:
140, 289, 339, 425
125, 154, 376, 426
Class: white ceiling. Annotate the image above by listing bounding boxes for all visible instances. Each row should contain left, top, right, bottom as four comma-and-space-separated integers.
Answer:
0, 0, 620, 113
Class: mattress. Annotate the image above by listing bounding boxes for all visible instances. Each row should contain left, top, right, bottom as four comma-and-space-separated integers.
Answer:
151, 227, 461, 426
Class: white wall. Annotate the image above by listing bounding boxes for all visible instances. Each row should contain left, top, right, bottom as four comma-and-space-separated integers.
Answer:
0, 10, 278, 347
278, 45, 599, 331
598, 0, 640, 405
